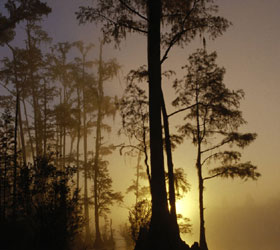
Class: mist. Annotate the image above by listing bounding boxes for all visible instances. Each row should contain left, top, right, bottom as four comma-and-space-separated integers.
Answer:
0, 1, 280, 250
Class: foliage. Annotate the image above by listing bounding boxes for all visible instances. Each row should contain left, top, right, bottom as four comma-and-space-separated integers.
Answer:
177, 213, 192, 234
128, 199, 151, 243
173, 168, 191, 200
173, 48, 260, 250
118, 81, 149, 149
0, 154, 84, 250
77, 0, 230, 54
0, 0, 51, 44
173, 49, 260, 180
90, 158, 123, 218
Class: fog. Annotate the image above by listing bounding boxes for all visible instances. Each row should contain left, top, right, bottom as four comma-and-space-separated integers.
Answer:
1, 0, 280, 250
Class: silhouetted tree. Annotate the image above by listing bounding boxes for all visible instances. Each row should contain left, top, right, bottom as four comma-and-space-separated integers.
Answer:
23, 20, 52, 159
77, 1, 230, 248
118, 79, 151, 186
71, 41, 96, 242
0, 0, 51, 44
173, 49, 261, 250
0, 45, 29, 166
0, 108, 14, 221
50, 42, 74, 168
91, 41, 120, 248
89, 155, 123, 247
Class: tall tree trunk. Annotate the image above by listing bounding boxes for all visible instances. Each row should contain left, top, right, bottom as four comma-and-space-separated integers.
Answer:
93, 41, 104, 247
43, 82, 47, 156
161, 90, 179, 235
136, 1, 176, 250
22, 98, 35, 162
135, 150, 141, 204
83, 75, 90, 243
3, 148, 8, 220
13, 90, 19, 218
55, 124, 59, 165
69, 134, 75, 163
62, 85, 66, 168
63, 125, 66, 168
76, 88, 81, 190
59, 89, 63, 168
26, 24, 42, 158
195, 86, 208, 250
18, 99, 27, 166
6, 43, 27, 166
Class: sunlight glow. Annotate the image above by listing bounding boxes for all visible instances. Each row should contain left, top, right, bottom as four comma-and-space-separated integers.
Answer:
176, 199, 186, 215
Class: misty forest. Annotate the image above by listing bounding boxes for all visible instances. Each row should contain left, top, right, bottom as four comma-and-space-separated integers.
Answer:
2, 0, 279, 250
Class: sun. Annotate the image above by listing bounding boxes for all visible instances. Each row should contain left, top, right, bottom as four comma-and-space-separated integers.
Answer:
175, 199, 185, 215
175, 195, 197, 219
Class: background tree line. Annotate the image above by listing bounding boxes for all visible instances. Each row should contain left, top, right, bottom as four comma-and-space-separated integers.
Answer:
0, 1, 122, 249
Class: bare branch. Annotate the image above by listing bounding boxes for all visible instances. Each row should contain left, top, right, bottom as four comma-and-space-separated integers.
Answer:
201, 139, 230, 154
203, 172, 224, 181
168, 103, 197, 118
201, 152, 220, 167
119, 0, 148, 21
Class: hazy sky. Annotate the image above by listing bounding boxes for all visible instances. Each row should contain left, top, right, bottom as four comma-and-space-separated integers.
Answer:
1, 0, 280, 249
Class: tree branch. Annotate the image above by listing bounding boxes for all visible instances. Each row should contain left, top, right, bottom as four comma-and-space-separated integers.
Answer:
81, 9, 147, 34
160, 0, 199, 64
116, 144, 144, 155
168, 103, 197, 118
119, 0, 148, 21
203, 172, 224, 181
201, 139, 230, 154
201, 152, 220, 167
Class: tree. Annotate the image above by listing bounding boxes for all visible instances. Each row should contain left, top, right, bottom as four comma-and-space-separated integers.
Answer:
22, 20, 52, 159
91, 41, 120, 248
71, 41, 93, 192
120, 65, 192, 244
0, 0, 51, 45
0, 108, 14, 221
72, 40, 96, 243
77, 1, 230, 249
90, 157, 123, 235
118, 78, 151, 187
50, 42, 74, 168
172, 49, 261, 250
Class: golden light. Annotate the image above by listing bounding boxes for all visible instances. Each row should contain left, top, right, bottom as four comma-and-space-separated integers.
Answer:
176, 199, 186, 215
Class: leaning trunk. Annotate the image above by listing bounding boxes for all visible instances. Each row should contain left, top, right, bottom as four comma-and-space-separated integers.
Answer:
22, 97, 35, 162
161, 90, 179, 234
